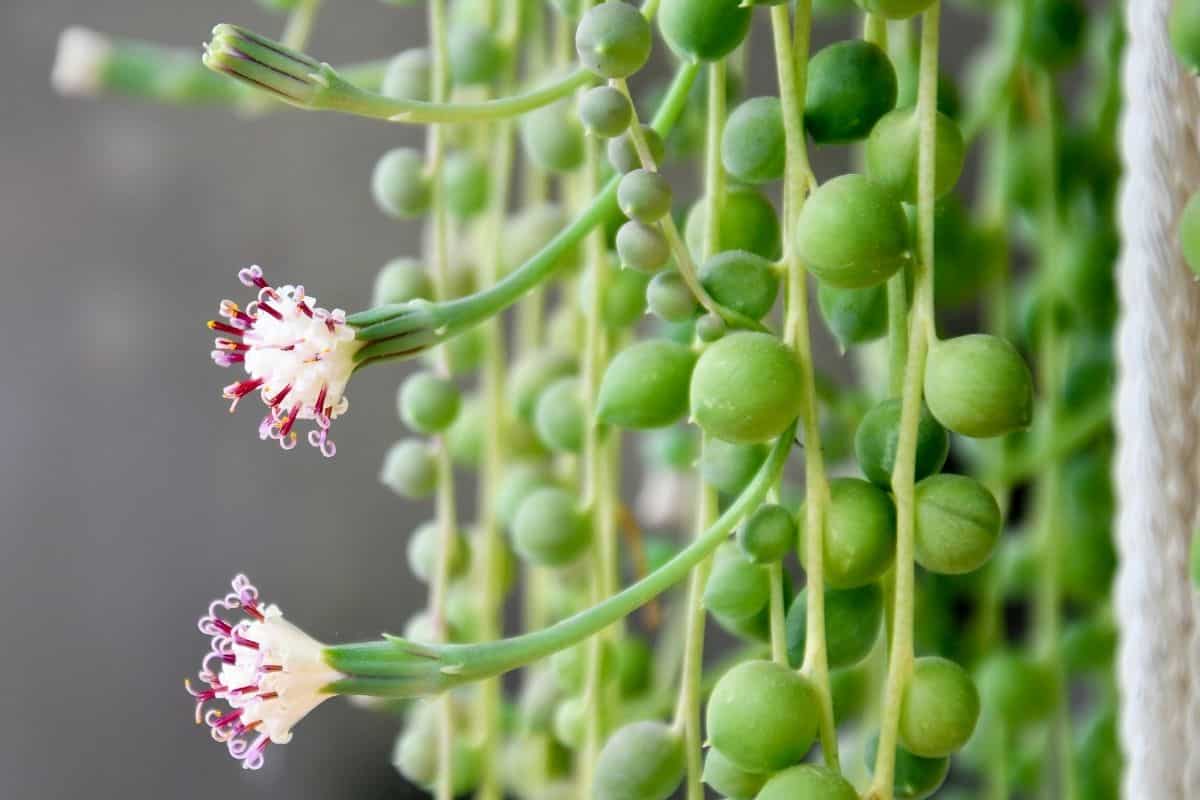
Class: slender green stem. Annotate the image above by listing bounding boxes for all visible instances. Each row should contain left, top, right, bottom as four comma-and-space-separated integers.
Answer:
767, 562, 788, 665
205, 22, 596, 123
869, 7, 940, 799
612, 77, 763, 333
470, 8, 522, 799
770, 0, 838, 769
420, 0, 456, 797
580, 31, 618, 796
672, 483, 716, 800
672, 64, 730, 800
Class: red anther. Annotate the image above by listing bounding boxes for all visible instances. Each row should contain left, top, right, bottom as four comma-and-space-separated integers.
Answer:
297, 300, 313, 318
258, 302, 283, 321
241, 602, 265, 621
208, 320, 244, 337
233, 632, 260, 650
211, 709, 244, 728
279, 405, 301, 437
266, 385, 292, 408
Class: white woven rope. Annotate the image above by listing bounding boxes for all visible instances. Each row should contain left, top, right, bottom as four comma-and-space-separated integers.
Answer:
1116, 1, 1200, 797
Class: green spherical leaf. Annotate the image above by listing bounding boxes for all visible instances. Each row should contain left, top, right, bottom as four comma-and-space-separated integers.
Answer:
575, 1, 653, 79
534, 376, 585, 453
399, 371, 461, 434
817, 282, 888, 347
449, 23, 505, 85
443, 151, 489, 219
509, 350, 579, 422
372, 148, 430, 218
597, 339, 696, 429
757, 765, 858, 800
703, 551, 771, 620
705, 660, 818, 773
520, 100, 585, 174
658, 0, 752, 61
786, 582, 884, 669
593, 722, 684, 800
579, 85, 633, 138
699, 250, 780, 321
496, 462, 555, 529
805, 40, 897, 144
690, 332, 804, 444
854, 398, 949, 488
799, 477, 896, 588
380, 439, 437, 498
511, 486, 592, 566
381, 48, 430, 102
866, 108, 965, 202
721, 96, 786, 184
618, 169, 673, 223
646, 270, 700, 322
698, 437, 767, 495
406, 519, 471, 582
685, 187, 781, 261
899, 656, 980, 758
445, 394, 484, 466
914, 473, 1002, 574
924, 334, 1034, 438
616, 220, 671, 274
641, 425, 699, 471
702, 748, 766, 800
795, 174, 910, 288
373, 257, 433, 306
738, 503, 797, 564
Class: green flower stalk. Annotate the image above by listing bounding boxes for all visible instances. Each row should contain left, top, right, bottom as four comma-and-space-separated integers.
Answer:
53, 26, 242, 103
202, 24, 595, 123
51, 25, 388, 106
326, 422, 794, 695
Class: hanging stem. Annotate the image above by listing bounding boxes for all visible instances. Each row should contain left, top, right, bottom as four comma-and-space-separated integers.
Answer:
422, 0, 457, 797
472, 6, 522, 800
868, 6, 940, 799
579, 20, 620, 797
769, 0, 838, 769
670, 61, 728, 800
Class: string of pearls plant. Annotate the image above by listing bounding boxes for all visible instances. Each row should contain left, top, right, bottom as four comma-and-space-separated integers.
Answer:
53, 0, 1172, 795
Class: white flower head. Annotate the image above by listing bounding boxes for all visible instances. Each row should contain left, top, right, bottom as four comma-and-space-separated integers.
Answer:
210, 266, 362, 457
51, 27, 112, 97
186, 575, 344, 770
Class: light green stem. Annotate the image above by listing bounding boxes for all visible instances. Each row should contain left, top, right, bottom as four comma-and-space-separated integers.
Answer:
580, 35, 618, 798
770, 0, 838, 769
868, 7, 940, 799
422, 0, 456, 797
327, 425, 795, 693
471, 7, 523, 799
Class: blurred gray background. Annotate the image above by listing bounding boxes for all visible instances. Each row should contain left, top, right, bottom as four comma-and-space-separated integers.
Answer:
0, 1, 980, 797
